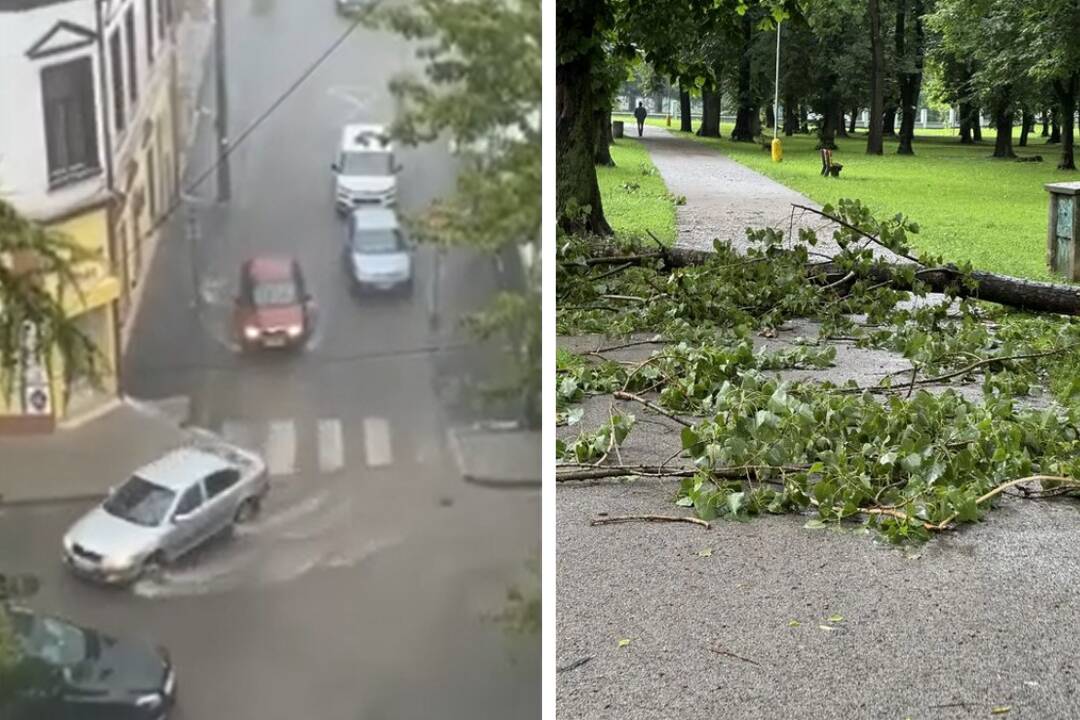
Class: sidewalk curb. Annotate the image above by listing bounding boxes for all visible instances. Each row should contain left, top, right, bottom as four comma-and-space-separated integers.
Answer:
462, 476, 541, 490
0, 492, 107, 509
446, 425, 541, 489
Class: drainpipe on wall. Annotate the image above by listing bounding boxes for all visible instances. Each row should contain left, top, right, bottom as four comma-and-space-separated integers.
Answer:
94, 0, 115, 191
95, 0, 125, 394
168, 0, 181, 202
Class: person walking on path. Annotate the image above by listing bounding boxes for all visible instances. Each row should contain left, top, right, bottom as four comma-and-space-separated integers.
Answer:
634, 101, 648, 137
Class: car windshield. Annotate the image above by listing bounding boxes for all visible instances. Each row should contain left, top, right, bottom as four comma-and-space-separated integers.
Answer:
103, 476, 176, 527
352, 229, 404, 254
253, 280, 298, 306
11, 611, 87, 667
341, 151, 392, 176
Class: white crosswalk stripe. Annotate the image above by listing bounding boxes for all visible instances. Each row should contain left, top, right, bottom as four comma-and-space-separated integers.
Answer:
363, 417, 393, 468
214, 416, 412, 476
221, 419, 256, 451
264, 420, 297, 476
317, 419, 345, 474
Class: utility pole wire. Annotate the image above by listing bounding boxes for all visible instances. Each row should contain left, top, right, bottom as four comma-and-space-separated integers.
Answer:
124, 9, 369, 258
213, 0, 231, 202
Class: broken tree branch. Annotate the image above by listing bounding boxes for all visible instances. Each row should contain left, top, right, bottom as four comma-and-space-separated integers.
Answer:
791, 203, 925, 265
591, 514, 711, 529
573, 242, 1080, 317
613, 390, 694, 427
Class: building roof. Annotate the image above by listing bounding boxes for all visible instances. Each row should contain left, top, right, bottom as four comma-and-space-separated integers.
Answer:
137, 448, 232, 491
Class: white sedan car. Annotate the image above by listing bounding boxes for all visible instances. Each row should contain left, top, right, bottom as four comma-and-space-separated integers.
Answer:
62, 433, 268, 585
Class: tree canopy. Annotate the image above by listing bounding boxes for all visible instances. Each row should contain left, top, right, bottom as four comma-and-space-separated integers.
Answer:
362, 0, 541, 426
558, 0, 1079, 232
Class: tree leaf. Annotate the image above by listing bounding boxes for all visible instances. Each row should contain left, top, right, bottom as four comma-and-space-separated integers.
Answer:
617, 638, 632, 648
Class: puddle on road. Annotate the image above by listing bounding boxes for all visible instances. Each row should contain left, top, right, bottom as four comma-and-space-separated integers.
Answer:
132, 489, 398, 599
234, 489, 331, 536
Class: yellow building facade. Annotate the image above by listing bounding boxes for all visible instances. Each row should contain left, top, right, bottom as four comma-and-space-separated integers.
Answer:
0, 198, 121, 434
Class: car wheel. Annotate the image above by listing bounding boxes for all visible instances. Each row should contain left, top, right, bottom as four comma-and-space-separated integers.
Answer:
234, 497, 260, 524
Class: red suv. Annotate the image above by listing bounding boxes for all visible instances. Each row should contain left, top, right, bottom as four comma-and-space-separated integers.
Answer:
233, 256, 314, 351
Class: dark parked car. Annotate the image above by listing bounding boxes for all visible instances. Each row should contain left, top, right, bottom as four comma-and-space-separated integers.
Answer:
0, 605, 176, 719
232, 256, 316, 351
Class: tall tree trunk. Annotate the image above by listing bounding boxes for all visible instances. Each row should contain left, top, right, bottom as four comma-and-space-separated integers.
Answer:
849, 107, 858, 133
594, 107, 614, 166
783, 95, 799, 136
1018, 108, 1032, 148
882, 106, 897, 136
992, 100, 1015, 159
1053, 76, 1077, 170
897, 98, 917, 154
959, 101, 972, 143
800, 104, 810, 134
1049, 110, 1061, 143
556, 48, 610, 235
698, 88, 722, 137
1042, 110, 1050, 137
731, 12, 756, 142
654, 90, 666, 116
679, 87, 692, 132
972, 107, 982, 141
835, 105, 849, 137
765, 103, 775, 129
895, 0, 923, 156
866, 0, 885, 154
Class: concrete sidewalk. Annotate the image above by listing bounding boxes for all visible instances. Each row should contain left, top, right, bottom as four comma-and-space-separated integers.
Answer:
0, 400, 192, 505
637, 125, 904, 263
447, 423, 540, 489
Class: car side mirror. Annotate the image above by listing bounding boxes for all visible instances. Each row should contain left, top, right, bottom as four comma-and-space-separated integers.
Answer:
331, 162, 341, 173
393, 164, 404, 174
173, 512, 193, 524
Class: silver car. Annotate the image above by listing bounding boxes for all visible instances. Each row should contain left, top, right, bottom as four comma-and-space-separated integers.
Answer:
345, 208, 414, 295
62, 434, 268, 585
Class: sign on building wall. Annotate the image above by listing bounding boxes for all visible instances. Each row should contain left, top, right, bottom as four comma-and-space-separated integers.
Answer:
20, 321, 52, 416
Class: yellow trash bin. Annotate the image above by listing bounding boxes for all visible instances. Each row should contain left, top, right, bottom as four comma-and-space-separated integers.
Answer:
771, 137, 783, 162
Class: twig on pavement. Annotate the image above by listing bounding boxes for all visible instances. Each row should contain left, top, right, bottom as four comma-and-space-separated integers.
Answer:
708, 646, 763, 668
613, 390, 693, 427
591, 514, 711, 529
557, 656, 593, 674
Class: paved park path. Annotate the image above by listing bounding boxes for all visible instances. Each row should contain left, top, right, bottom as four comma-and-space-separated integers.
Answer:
556, 127, 1080, 720
637, 124, 907, 263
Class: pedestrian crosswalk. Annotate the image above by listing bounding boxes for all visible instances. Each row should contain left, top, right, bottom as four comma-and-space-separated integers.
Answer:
214, 416, 428, 478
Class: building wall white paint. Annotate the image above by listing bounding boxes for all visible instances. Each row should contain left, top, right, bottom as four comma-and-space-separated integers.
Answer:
0, 0, 109, 221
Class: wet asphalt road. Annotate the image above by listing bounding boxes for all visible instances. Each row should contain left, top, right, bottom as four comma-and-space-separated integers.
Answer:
0, 1, 539, 717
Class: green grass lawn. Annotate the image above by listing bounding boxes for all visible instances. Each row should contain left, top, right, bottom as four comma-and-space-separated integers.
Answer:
595, 137, 677, 245
624, 116, 1076, 280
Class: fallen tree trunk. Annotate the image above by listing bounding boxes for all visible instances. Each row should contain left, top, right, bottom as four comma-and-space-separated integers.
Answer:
579, 231, 1080, 317
647, 248, 1080, 317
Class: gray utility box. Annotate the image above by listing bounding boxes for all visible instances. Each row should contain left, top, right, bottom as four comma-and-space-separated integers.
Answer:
612, 120, 624, 139
1046, 181, 1080, 281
